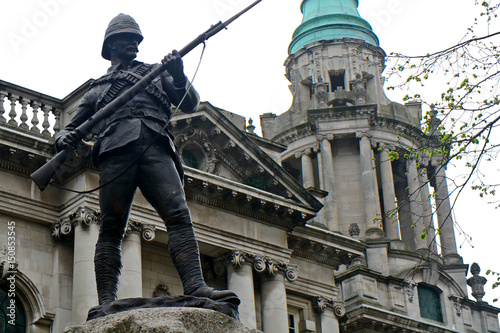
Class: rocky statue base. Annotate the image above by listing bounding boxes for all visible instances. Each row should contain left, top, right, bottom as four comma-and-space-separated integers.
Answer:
63, 307, 261, 333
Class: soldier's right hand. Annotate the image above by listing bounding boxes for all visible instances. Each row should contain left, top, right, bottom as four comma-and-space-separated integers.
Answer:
57, 131, 81, 150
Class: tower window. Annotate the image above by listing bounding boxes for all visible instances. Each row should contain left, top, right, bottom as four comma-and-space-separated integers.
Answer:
329, 71, 345, 92
418, 284, 443, 322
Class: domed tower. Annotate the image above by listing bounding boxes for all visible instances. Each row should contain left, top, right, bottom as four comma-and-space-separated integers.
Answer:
258, 2, 496, 331
261, 0, 438, 249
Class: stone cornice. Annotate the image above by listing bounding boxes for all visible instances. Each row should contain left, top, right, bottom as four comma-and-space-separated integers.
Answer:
184, 167, 318, 229
342, 303, 459, 333
0, 190, 59, 225
288, 233, 362, 269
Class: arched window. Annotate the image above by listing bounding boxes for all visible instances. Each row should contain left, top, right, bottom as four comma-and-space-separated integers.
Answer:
0, 287, 27, 333
182, 148, 200, 169
417, 284, 443, 322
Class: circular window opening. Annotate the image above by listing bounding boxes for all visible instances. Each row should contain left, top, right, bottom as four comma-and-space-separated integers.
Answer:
182, 148, 200, 169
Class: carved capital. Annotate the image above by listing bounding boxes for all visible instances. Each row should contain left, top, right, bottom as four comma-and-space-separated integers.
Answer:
124, 219, 156, 241
52, 218, 73, 241
253, 256, 298, 282
313, 295, 333, 313
313, 296, 345, 317
70, 206, 100, 228
316, 133, 334, 142
355, 131, 371, 140
228, 249, 255, 268
125, 219, 142, 236
141, 224, 156, 242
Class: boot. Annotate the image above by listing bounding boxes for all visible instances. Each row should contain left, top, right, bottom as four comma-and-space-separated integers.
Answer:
167, 224, 240, 305
94, 240, 123, 305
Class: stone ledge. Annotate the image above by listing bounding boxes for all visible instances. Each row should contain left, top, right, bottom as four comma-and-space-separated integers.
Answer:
63, 307, 261, 333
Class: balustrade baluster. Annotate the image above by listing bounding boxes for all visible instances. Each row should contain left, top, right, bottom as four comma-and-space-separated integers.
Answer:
31, 102, 41, 134
8, 95, 18, 126
53, 108, 61, 134
41, 104, 51, 137
19, 98, 29, 130
0, 91, 6, 124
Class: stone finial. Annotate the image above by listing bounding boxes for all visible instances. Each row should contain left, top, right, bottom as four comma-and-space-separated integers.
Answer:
246, 118, 256, 134
467, 262, 487, 303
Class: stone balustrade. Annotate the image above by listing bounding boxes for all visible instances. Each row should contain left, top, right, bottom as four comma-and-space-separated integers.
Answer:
0, 80, 61, 138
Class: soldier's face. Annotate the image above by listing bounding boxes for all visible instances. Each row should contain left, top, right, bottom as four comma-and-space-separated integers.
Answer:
108, 34, 140, 61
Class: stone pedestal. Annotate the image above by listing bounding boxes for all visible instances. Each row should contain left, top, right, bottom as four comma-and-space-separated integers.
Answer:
63, 307, 261, 333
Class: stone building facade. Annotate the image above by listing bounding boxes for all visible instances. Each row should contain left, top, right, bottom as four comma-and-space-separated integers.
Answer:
0, 0, 499, 332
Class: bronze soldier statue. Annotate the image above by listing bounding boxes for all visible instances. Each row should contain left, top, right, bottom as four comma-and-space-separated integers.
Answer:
56, 14, 238, 308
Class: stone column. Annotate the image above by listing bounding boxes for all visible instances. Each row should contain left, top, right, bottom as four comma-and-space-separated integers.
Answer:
299, 149, 315, 189
406, 158, 428, 250
418, 168, 436, 251
224, 250, 257, 329
379, 145, 399, 240
255, 256, 298, 333
260, 272, 288, 333
313, 296, 345, 333
69, 207, 100, 325
118, 221, 155, 299
433, 162, 458, 257
318, 134, 337, 229
357, 133, 382, 232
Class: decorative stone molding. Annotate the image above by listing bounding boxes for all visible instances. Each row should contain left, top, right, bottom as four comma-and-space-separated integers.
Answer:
449, 296, 463, 317
312, 296, 346, 317
348, 223, 360, 237
350, 74, 367, 104
52, 206, 100, 241
404, 281, 416, 303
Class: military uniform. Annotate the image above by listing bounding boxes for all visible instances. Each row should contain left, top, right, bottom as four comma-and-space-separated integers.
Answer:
56, 14, 238, 308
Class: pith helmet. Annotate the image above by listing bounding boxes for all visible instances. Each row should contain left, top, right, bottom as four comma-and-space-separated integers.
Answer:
101, 13, 143, 60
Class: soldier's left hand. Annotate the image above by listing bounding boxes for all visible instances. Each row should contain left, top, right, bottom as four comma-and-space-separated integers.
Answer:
162, 50, 185, 83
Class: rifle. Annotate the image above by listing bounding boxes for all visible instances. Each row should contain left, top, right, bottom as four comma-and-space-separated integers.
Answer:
30, 0, 262, 191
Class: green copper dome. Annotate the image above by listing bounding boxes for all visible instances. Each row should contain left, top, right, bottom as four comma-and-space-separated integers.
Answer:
288, 0, 379, 54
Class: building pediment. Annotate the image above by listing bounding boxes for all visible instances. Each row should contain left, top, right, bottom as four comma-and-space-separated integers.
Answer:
170, 102, 323, 224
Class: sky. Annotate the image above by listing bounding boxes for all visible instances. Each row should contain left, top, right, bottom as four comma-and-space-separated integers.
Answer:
1, 0, 498, 303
